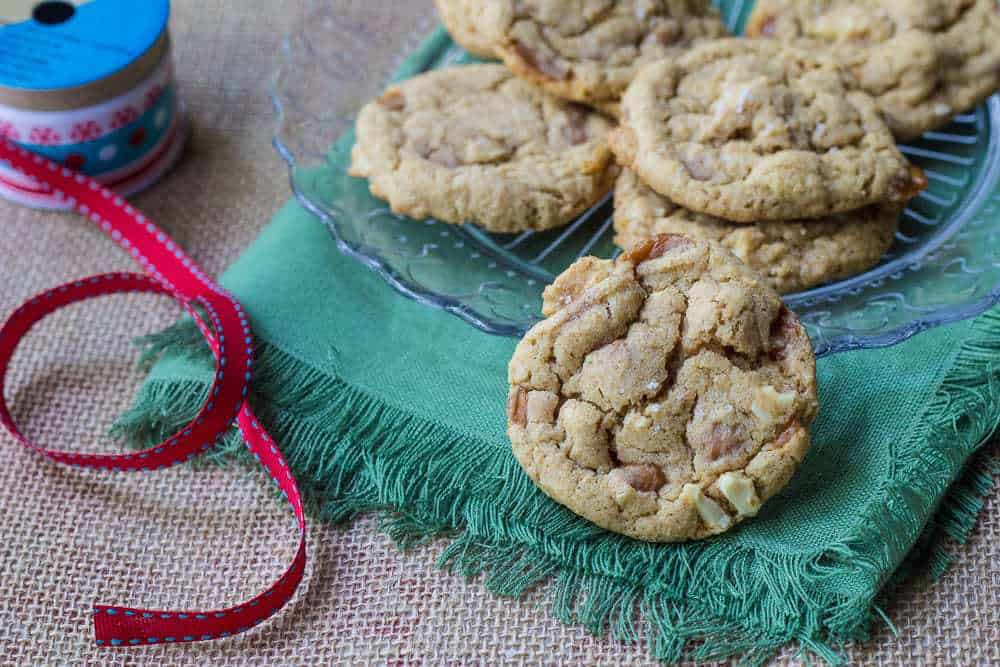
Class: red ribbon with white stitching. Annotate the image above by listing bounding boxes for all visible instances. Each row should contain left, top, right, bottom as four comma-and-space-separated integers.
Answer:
0, 139, 306, 647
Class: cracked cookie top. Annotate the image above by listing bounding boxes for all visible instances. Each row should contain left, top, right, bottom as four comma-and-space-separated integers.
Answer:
349, 64, 617, 233
481, 0, 728, 110
746, 0, 1000, 141
614, 168, 903, 294
609, 38, 920, 222
506, 234, 818, 542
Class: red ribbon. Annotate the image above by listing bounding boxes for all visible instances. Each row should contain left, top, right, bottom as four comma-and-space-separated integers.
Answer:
0, 139, 306, 647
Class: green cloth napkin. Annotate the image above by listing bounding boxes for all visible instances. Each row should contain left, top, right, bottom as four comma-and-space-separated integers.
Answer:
118, 196, 999, 663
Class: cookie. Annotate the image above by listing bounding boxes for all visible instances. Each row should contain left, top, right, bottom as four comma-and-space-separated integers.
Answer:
609, 39, 923, 223
436, 0, 497, 59
481, 0, 728, 110
746, 0, 1000, 142
349, 64, 617, 233
614, 169, 902, 294
507, 234, 819, 542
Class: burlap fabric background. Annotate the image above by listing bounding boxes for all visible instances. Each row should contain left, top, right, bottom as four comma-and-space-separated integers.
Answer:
0, 2, 996, 664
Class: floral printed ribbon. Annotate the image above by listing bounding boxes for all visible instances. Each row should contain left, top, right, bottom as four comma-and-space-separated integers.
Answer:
0, 139, 306, 647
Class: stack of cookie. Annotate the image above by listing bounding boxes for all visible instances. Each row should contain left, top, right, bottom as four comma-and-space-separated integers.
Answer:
603, 0, 1000, 294
607, 38, 926, 294
441, 0, 1000, 141
350, 0, 1000, 294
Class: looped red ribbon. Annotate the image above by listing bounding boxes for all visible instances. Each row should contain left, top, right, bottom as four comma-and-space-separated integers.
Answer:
0, 139, 306, 647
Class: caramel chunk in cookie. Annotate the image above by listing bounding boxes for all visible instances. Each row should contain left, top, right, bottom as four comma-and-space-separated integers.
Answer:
615, 464, 667, 492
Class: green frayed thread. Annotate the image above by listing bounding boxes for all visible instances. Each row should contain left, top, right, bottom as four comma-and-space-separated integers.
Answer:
112, 312, 1000, 665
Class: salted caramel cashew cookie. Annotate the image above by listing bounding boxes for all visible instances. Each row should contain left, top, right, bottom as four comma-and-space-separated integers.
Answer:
349, 64, 617, 233
507, 234, 819, 542
609, 38, 921, 222
436, 0, 498, 58
746, 0, 1000, 142
614, 168, 905, 294
481, 0, 728, 110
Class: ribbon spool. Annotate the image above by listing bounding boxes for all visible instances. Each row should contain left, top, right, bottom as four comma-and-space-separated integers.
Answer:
0, 0, 186, 208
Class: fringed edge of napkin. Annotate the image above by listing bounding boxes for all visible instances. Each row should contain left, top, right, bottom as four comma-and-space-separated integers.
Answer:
113, 312, 1000, 665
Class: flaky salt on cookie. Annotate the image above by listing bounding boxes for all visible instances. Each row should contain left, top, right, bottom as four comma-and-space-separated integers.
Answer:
349, 64, 617, 233
507, 234, 818, 542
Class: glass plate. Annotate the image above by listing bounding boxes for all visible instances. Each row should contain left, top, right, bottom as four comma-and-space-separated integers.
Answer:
271, 0, 1000, 356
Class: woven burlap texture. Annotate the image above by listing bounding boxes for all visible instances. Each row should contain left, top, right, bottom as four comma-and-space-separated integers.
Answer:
0, 1, 996, 664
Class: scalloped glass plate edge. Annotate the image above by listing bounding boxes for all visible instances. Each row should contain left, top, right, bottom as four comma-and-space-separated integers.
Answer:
269, 3, 1000, 357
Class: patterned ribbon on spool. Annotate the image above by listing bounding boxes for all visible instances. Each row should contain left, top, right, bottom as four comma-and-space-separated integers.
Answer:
0, 54, 186, 209
0, 0, 184, 210
0, 139, 306, 647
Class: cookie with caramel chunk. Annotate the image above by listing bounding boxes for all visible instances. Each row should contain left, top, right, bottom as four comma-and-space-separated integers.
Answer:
614, 168, 905, 294
480, 0, 728, 112
507, 234, 818, 541
746, 0, 1000, 141
349, 64, 617, 233
608, 38, 920, 222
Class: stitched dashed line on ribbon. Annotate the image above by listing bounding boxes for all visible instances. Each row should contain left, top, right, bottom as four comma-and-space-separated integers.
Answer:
0, 139, 307, 647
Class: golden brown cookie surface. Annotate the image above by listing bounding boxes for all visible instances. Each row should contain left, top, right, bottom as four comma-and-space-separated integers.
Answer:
609, 39, 919, 222
507, 234, 819, 542
746, 0, 1000, 141
436, 0, 497, 58
482, 0, 728, 108
349, 64, 617, 233
614, 169, 901, 294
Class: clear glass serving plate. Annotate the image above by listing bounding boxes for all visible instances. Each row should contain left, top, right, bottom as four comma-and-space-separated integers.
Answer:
271, 0, 1000, 356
